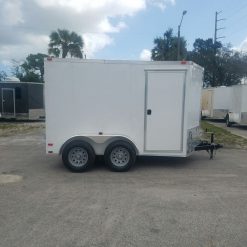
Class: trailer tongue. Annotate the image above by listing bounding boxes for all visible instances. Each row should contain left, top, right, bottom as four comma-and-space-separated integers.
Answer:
195, 132, 223, 159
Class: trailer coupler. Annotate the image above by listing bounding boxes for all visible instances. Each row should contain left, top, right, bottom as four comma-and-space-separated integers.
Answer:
195, 133, 223, 159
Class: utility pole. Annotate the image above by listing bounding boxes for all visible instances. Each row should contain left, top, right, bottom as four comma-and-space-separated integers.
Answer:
213, 11, 225, 86
214, 11, 225, 51
177, 10, 187, 61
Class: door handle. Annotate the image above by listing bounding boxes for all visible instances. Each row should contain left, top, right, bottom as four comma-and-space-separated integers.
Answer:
147, 109, 152, 115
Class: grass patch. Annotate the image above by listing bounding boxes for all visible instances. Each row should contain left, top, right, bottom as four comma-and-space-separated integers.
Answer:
0, 124, 21, 130
201, 120, 247, 149
0, 122, 45, 137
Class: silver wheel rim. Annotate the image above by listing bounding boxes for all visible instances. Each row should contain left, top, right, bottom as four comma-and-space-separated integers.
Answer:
110, 147, 130, 167
68, 147, 88, 167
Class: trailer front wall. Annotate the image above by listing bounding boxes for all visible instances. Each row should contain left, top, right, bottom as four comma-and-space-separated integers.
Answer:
185, 65, 203, 153
187, 66, 203, 127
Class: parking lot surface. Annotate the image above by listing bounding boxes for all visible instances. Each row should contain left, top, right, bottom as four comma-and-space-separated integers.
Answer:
0, 127, 247, 247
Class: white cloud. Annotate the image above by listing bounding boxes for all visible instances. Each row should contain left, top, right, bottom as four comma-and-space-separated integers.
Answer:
98, 19, 127, 33
235, 38, 247, 52
139, 49, 151, 60
147, 0, 175, 11
83, 33, 113, 58
2, 0, 24, 26
0, 0, 175, 63
0, 34, 49, 61
34, 0, 146, 14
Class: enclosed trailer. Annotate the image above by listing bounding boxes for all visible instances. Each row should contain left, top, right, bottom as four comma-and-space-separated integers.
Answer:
226, 85, 247, 126
45, 58, 221, 172
0, 82, 45, 120
201, 87, 233, 119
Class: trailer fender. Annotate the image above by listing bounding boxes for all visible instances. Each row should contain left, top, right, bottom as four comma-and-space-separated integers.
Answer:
59, 135, 139, 156
103, 136, 139, 155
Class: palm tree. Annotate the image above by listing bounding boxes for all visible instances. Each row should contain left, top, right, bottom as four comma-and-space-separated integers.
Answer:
48, 29, 84, 58
151, 28, 187, 61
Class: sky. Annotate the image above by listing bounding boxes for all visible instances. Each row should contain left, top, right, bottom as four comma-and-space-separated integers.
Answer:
1, 0, 247, 74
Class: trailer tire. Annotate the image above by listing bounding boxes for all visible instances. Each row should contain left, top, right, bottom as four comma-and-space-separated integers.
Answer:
104, 141, 136, 172
226, 114, 232, 127
62, 141, 95, 172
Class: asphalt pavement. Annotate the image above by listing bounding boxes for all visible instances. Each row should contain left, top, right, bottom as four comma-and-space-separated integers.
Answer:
0, 128, 247, 247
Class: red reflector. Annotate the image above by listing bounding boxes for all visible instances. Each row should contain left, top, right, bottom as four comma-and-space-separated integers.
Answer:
48, 143, 53, 146
181, 61, 187, 64
47, 56, 53, 61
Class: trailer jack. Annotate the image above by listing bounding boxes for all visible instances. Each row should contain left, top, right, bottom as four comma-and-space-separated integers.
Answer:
195, 133, 223, 159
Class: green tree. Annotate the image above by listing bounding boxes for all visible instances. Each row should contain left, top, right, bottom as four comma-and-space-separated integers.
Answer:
216, 47, 247, 86
0, 71, 7, 81
22, 53, 48, 82
188, 38, 221, 87
151, 28, 187, 61
48, 29, 84, 58
188, 39, 247, 87
12, 53, 48, 82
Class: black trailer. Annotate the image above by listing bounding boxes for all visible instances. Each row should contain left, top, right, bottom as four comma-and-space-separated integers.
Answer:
0, 82, 44, 120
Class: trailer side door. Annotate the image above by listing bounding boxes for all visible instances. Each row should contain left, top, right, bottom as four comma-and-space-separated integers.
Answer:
144, 70, 186, 152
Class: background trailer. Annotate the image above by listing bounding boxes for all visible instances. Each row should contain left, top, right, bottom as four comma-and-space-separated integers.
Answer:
45, 59, 220, 172
201, 87, 233, 120
227, 85, 247, 126
0, 82, 45, 120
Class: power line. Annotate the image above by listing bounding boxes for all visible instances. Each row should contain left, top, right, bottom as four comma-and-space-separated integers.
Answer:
226, 14, 247, 33
227, 26, 247, 40
225, 7, 247, 43
225, 2, 247, 20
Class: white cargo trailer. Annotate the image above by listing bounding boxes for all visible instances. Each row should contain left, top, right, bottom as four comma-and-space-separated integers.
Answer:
226, 85, 247, 126
201, 85, 247, 126
201, 87, 233, 120
45, 58, 219, 172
